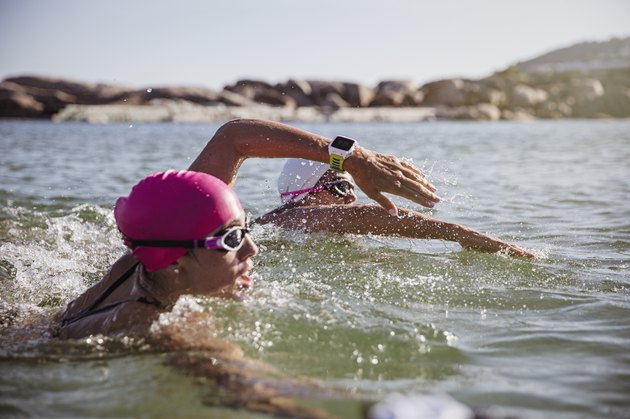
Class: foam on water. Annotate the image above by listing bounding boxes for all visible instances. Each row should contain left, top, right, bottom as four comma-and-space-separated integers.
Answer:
1, 204, 124, 310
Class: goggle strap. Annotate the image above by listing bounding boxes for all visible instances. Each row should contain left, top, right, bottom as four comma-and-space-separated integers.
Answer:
125, 238, 198, 249
123, 227, 248, 251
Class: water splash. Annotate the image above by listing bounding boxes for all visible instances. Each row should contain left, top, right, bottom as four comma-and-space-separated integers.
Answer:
1, 204, 125, 309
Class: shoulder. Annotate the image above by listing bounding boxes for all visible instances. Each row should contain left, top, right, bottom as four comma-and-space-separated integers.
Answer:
109, 300, 161, 336
57, 300, 159, 339
59, 254, 139, 321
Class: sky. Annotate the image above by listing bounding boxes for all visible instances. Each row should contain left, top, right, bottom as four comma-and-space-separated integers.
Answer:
1, 0, 629, 90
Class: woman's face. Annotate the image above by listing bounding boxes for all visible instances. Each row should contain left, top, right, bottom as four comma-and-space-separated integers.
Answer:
301, 170, 357, 206
177, 215, 258, 299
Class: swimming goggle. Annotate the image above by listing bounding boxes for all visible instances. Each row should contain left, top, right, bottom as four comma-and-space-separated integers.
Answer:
281, 179, 355, 202
124, 225, 250, 252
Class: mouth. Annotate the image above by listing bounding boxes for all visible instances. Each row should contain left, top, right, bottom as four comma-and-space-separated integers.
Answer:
236, 273, 253, 291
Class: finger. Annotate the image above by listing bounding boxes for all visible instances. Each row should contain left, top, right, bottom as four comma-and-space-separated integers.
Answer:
403, 168, 438, 193
395, 162, 438, 193
367, 191, 398, 216
395, 179, 440, 206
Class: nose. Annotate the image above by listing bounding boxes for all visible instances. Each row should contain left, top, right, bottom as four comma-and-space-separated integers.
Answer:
239, 234, 258, 259
343, 189, 357, 204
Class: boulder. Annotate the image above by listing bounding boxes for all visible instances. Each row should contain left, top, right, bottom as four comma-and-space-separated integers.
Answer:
537, 101, 573, 118
369, 80, 421, 107
465, 83, 506, 106
0, 82, 46, 118
475, 103, 501, 120
225, 79, 295, 107
571, 88, 630, 118
510, 84, 549, 108
305, 81, 347, 107
275, 79, 315, 107
569, 78, 605, 103
319, 92, 350, 109
137, 86, 221, 105
340, 82, 374, 107
421, 79, 467, 107
5, 75, 131, 104
217, 89, 258, 107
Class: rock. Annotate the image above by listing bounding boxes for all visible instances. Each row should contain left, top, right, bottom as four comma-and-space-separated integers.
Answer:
275, 79, 315, 107
467, 84, 506, 106
569, 78, 605, 102
341, 82, 374, 107
138, 86, 221, 105
0, 81, 46, 118
305, 80, 347, 107
319, 92, 350, 109
510, 84, 549, 108
421, 79, 467, 107
537, 101, 573, 118
475, 103, 501, 120
370, 80, 422, 107
5, 75, 131, 104
1, 75, 133, 118
571, 88, 630, 118
293, 80, 371, 108
225, 79, 295, 107
217, 89, 258, 107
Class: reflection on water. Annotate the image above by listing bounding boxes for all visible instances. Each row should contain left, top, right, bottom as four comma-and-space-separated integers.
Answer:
1, 120, 630, 418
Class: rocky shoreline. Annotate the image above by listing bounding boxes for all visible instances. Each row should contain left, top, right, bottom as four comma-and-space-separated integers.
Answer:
2, 67, 629, 123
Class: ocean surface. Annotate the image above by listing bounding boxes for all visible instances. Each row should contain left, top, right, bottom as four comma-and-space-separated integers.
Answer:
1, 119, 629, 418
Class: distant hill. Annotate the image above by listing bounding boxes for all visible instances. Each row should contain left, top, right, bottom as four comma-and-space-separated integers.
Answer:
515, 36, 630, 74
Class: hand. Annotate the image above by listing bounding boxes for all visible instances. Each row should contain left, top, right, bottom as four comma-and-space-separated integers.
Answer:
346, 147, 440, 214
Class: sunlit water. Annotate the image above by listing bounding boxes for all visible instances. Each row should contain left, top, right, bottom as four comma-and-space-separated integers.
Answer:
1, 120, 629, 418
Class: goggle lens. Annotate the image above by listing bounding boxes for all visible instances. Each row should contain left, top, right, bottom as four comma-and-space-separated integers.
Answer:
324, 180, 354, 197
221, 227, 246, 250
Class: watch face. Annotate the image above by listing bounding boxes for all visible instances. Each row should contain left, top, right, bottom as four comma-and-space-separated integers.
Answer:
331, 136, 355, 151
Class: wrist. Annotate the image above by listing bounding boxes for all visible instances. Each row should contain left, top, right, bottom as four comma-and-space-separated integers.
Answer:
342, 145, 368, 174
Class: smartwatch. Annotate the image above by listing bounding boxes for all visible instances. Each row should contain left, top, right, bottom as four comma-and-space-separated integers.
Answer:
328, 136, 357, 172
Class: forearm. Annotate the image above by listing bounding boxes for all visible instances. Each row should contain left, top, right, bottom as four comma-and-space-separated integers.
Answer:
355, 207, 472, 242
261, 205, 460, 239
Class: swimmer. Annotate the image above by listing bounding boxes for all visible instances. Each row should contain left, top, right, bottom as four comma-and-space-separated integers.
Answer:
55, 119, 440, 339
256, 158, 534, 257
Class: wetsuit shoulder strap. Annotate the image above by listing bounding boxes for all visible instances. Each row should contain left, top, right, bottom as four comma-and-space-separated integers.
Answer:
61, 262, 140, 327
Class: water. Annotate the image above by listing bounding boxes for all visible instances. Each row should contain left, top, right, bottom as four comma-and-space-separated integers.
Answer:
1, 120, 629, 418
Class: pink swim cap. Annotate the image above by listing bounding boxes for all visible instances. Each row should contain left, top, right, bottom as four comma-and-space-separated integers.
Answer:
114, 170, 243, 272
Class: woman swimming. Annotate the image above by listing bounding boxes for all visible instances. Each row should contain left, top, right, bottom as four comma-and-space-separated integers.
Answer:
256, 158, 533, 257
56, 119, 440, 339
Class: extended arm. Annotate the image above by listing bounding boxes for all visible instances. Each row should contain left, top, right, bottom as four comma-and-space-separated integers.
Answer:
257, 204, 533, 257
188, 119, 439, 212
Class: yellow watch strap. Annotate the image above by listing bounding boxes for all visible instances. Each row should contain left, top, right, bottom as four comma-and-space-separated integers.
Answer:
329, 154, 344, 171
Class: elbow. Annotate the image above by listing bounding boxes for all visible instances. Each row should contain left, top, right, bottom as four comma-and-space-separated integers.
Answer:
213, 118, 245, 140
214, 118, 261, 138
211, 118, 263, 149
